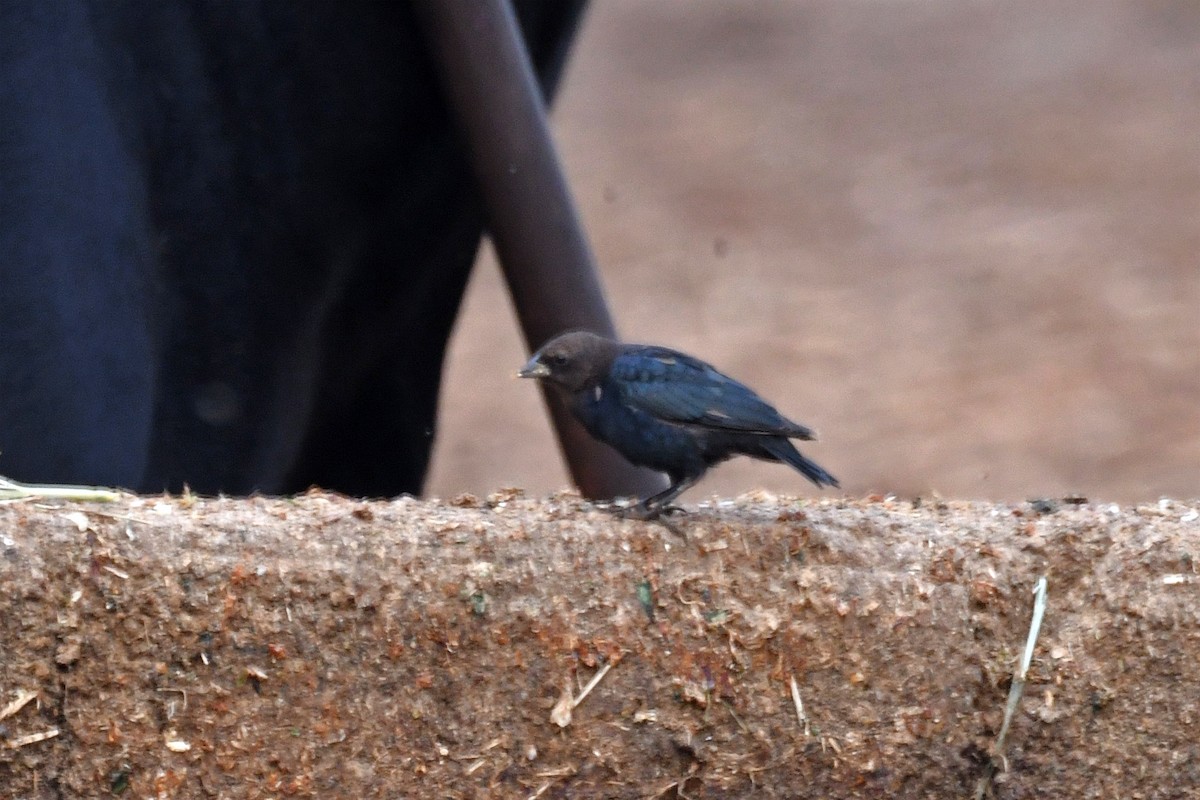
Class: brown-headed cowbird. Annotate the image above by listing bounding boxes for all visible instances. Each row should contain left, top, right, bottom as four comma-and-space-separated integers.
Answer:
519, 331, 838, 518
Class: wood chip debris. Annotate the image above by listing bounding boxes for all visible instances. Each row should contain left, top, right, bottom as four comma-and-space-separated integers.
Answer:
7, 729, 60, 748
62, 511, 91, 531
0, 690, 38, 721
550, 683, 573, 728
789, 673, 811, 736
0, 690, 57, 748
550, 662, 614, 728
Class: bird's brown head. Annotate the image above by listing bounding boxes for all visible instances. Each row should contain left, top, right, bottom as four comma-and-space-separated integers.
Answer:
518, 331, 618, 394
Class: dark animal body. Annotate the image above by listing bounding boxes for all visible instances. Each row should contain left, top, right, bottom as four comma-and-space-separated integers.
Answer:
519, 331, 838, 516
0, 1, 584, 495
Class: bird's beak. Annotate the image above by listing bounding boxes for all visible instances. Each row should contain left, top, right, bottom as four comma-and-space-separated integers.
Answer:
517, 356, 550, 379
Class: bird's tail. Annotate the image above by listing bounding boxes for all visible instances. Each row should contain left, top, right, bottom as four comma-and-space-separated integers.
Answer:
761, 438, 840, 488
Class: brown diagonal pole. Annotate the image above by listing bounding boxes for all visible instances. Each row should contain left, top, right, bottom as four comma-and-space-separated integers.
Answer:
411, 0, 666, 500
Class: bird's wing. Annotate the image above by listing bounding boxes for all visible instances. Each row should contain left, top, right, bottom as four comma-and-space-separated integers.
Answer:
610, 347, 815, 438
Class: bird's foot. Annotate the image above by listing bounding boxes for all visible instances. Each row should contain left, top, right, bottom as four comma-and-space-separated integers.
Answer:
592, 500, 688, 538
616, 501, 687, 521
613, 502, 660, 521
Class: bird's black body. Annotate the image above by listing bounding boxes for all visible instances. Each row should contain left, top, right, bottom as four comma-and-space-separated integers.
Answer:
519, 332, 838, 517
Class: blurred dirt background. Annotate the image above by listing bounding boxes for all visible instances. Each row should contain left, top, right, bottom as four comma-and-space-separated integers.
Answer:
429, 0, 1199, 505
3, 493, 1199, 798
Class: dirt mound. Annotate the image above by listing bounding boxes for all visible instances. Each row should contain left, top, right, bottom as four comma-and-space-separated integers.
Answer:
2, 492, 1196, 797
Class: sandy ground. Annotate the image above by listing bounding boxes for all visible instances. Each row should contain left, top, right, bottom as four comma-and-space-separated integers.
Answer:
428, 0, 1200, 505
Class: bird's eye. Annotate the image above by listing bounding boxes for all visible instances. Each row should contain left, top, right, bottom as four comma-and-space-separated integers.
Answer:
550, 353, 569, 367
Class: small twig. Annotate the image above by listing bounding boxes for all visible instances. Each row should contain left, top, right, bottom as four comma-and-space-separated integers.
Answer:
572, 662, 613, 709
998, 577, 1048, 751
527, 766, 575, 800
976, 576, 1048, 799
0, 475, 123, 503
7, 729, 60, 748
723, 699, 751, 736
789, 674, 811, 736
550, 662, 616, 728
0, 690, 38, 721
647, 780, 681, 799
81, 509, 155, 527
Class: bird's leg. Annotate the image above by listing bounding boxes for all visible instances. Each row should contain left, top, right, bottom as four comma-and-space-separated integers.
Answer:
623, 474, 701, 520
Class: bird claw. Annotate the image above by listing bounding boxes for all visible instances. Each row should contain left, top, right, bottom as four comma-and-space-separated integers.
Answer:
587, 498, 689, 538
614, 502, 687, 521
612, 503, 660, 521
